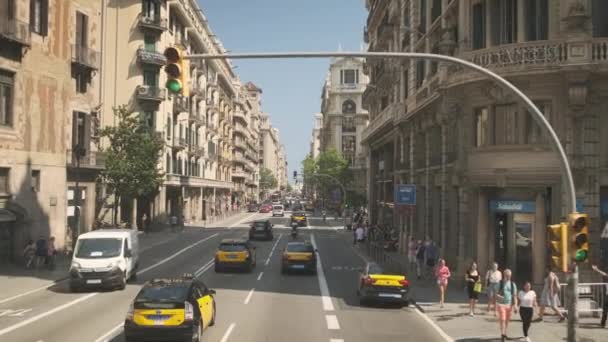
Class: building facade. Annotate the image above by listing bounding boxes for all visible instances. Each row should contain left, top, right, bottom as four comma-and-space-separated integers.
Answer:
363, 0, 608, 283
0, 0, 103, 258
259, 113, 287, 195
319, 57, 370, 196
310, 113, 323, 159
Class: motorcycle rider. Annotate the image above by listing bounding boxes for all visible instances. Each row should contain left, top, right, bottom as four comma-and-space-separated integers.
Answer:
291, 222, 298, 239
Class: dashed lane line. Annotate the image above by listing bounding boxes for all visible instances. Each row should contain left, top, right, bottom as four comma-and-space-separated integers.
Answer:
325, 315, 340, 330
257, 272, 264, 281
329, 339, 345, 342
264, 234, 283, 266
219, 323, 236, 342
93, 322, 123, 342
243, 288, 255, 305
310, 234, 334, 312
194, 259, 215, 277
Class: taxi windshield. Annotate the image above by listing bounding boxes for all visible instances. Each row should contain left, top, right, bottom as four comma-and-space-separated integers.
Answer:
219, 244, 247, 252
75, 238, 123, 259
286, 243, 313, 253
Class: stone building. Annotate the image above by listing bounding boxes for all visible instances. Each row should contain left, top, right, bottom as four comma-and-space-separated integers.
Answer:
0, 0, 103, 257
362, 0, 608, 283
319, 57, 370, 196
259, 114, 286, 195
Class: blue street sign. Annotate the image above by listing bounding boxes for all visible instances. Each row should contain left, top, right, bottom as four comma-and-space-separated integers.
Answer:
395, 184, 416, 205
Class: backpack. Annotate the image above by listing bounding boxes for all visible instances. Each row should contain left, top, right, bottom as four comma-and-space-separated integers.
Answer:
499, 280, 515, 305
416, 246, 425, 259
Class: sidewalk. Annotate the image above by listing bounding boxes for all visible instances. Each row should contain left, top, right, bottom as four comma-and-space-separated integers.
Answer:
350, 235, 608, 341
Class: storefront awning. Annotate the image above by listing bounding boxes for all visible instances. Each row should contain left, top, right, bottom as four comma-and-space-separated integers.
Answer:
0, 209, 17, 222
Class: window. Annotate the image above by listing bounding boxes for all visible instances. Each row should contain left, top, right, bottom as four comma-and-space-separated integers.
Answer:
341, 69, 357, 84
415, 60, 425, 88
166, 153, 171, 173
474, 107, 489, 147
431, 0, 442, 23
143, 68, 158, 87
0, 70, 14, 127
472, 2, 486, 50
142, 0, 160, 19
31, 170, 40, 192
419, 0, 427, 34
72, 111, 89, 149
144, 34, 156, 51
0, 168, 9, 194
73, 69, 90, 94
526, 102, 552, 144
592, 0, 608, 37
491, 0, 517, 45
342, 117, 356, 133
494, 103, 518, 145
76, 12, 88, 48
342, 100, 356, 114
8, 0, 15, 19
525, 0, 548, 41
166, 117, 171, 139
30, 0, 48, 35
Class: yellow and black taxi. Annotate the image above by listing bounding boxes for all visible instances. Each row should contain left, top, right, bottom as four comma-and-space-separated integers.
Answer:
290, 211, 308, 227
357, 262, 410, 307
281, 241, 317, 274
124, 274, 216, 342
249, 220, 274, 241
214, 239, 256, 272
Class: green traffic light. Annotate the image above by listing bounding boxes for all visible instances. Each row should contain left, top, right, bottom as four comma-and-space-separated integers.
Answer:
574, 249, 588, 262
166, 79, 182, 93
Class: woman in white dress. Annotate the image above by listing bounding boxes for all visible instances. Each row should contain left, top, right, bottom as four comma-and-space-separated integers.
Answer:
485, 262, 502, 314
539, 267, 565, 322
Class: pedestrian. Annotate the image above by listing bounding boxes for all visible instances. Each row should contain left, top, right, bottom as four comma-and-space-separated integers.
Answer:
35, 236, 47, 268
141, 213, 149, 234
591, 265, 608, 328
23, 239, 36, 268
170, 215, 178, 232
415, 240, 425, 280
496, 269, 518, 341
518, 281, 539, 342
355, 225, 365, 245
435, 258, 451, 308
46, 236, 56, 270
407, 237, 417, 271
539, 267, 565, 322
465, 261, 481, 316
425, 240, 438, 278
485, 262, 502, 315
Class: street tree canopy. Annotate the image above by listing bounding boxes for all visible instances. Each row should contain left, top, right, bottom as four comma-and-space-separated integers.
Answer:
259, 167, 278, 190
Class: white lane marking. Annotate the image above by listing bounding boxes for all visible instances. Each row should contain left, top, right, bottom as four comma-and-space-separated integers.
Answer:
0, 309, 32, 317
229, 212, 259, 228
330, 339, 345, 342
325, 315, 340, 330
256, 272, 264, 281
1, 233, 221, 337
219, 322, 236, 342
0, 280, 67, 305
243, 288, 255, 304
139, 233, 219, 274
93, 322, 123, 342
310, 234, 334, 311
0, 293, 97, 337
413, 305, 454, 342
194, 259, 214, 277
264, 233, 282, 266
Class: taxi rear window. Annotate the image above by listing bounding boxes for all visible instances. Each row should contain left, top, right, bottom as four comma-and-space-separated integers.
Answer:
254, 222, 268, 231
134, 285, 188, 309
286, 243, 313, 253
219, 243, 247, 252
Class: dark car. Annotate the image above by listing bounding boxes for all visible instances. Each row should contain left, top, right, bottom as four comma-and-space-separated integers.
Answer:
357, 262, 410, 307
281, 241, 317, 274
249, 220, 273, 241
124, 275, 216, 342
247, 204, 258, 212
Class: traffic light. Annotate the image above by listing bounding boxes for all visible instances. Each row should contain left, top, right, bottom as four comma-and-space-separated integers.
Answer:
293, 171, 297, 179
548, 223, 568, 273
164, 46, 190, 96
568, 213, 590, 263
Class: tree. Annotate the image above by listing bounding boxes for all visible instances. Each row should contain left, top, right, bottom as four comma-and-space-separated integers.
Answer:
97, 106, 165, 224
316, 148, 352, 198
286, 183, 293, 192
259, 167, 278, 190
302, 155, 317, 195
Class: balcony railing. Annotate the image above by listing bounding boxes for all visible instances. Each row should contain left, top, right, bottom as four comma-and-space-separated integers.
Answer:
191, 84, 205, 97
234, 124, 247, 136
71, 45, 100, 70
173, 95, 189, 113
592, 39, 608, 62
66, 150, 106, 169
0, 18, 30, 46
361, 102, 402, 142
233, 110, 246, 122
138, 15, 168, 33
136, 85, 166, 102
137, 48, 167, 66
234, 140, 247, 150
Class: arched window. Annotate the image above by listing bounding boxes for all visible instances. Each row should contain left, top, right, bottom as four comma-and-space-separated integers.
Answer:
342, 100, 356, 114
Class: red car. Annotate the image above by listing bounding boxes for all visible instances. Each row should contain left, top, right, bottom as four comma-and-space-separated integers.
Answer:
259, 204, 272, 213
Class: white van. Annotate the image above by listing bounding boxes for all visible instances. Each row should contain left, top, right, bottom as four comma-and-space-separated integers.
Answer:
272, 204, 284, 217
69, 229, 139, 292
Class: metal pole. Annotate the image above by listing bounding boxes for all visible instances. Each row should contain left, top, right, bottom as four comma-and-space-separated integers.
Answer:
567, 264, 578, 342
73, 154, 81, 252
186, 51, 577, 213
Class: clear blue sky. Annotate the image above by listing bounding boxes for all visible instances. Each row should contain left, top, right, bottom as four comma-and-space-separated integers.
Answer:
199, 0, 367, 184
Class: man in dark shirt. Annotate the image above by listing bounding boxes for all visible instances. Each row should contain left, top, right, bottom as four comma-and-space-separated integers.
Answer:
592, 265, 608, 328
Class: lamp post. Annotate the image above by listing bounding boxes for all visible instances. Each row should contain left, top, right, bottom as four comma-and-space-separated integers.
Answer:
72, 144, 87, 251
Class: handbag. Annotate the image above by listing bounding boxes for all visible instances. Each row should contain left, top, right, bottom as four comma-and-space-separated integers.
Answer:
474, 281, 483, 293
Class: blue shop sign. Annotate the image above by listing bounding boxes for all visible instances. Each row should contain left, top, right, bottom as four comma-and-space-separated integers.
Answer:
395, 184, 416, 205
576, 199, 584, 213
490, 200, 536, 213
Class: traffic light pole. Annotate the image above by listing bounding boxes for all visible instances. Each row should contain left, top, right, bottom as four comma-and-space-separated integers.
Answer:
186, 51, 579, 339
567, 264, 578, 342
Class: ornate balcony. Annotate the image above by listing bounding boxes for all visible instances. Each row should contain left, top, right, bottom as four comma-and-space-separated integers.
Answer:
135, 85, 166, 103
361, 101, 402, 143
71, 45, 100, 70
138, 14, 168, 34
137, 48, 166, 67
172, 137, 188, 150
233, 140, 247, 150
66, 150, 106, 169
0, 18, 30, 46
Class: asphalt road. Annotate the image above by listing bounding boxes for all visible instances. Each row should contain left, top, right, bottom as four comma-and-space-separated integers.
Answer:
0, 212, 447, 342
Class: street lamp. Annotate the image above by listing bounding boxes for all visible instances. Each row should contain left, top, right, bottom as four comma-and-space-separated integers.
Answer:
72, 144, 87, 251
